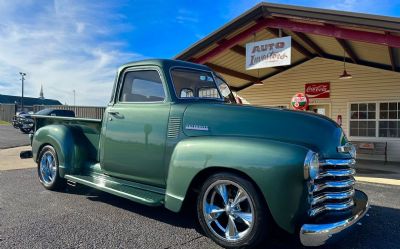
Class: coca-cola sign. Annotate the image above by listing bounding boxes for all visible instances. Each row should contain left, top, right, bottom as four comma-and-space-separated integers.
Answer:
305, 82, 330, 98
291, 93, 309, 110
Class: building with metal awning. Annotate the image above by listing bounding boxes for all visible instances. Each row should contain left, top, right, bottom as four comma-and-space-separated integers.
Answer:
176, 2, 400, 162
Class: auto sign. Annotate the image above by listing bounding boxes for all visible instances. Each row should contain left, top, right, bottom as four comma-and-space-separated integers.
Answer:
291, 93, 309, 110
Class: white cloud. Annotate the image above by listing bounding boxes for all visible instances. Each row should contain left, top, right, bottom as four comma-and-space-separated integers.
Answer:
175, 9, 199, 24
326, 0, 358, 11
76, 22, 86, 34
195, 33, 205, 39
320, 0, 398, 15
0, 0, 144, 106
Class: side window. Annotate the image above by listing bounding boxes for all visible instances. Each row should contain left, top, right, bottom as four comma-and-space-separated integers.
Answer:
119, 70, 165, 102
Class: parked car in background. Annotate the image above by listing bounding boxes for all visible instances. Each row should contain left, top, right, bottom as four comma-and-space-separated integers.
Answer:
34, 109, 75, 117
12, 112, 26, 128
12, 115, 18, 128
12, 112, 32, 131
18, 109, 75, 133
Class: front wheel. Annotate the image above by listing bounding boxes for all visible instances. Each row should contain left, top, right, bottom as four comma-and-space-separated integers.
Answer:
37, 145, 66, 190
197, 172, 269, 249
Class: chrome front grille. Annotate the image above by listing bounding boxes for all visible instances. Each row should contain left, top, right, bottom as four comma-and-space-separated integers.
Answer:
308, 159, 356, 217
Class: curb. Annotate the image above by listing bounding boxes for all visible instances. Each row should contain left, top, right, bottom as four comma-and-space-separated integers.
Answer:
355, 176, 400, 186
0, 144, 30, 150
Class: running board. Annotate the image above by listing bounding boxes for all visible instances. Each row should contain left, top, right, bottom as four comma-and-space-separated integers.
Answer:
65, 174, 165, 206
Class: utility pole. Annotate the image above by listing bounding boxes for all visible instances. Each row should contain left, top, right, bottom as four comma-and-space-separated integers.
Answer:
73, 89, 76, 106
19, 72, 26, 112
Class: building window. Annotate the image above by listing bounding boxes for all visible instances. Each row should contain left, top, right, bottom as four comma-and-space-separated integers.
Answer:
349, 102, 400, 138
379, 102, 400, 138
349, 103, 376, 137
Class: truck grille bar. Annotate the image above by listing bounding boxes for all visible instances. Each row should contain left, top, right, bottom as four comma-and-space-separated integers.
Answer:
308, 158, 356, 217
309, 199, 355, 217
311, 178, 355, 192
316, 168, 356, 179
310, 189, 355, 206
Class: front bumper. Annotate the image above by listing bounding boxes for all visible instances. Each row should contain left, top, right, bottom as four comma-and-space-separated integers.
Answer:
300, 190, 369, 247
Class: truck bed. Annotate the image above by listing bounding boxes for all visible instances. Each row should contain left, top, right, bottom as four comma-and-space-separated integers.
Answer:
33, 115, 102, 162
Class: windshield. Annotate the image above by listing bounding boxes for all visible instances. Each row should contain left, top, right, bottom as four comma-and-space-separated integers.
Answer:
171, 68, 223, 100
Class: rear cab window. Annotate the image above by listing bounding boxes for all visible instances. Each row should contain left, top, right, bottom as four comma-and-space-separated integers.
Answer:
119, 70, 165, 102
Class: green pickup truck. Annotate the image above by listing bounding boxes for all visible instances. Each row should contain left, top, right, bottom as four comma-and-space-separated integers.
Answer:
28, 59, 368, 248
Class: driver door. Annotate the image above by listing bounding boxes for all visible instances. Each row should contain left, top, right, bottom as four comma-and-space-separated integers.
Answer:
101, 68, 170, 187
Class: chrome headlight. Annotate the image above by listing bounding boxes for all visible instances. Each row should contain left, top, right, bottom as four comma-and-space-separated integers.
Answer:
304, 150, 319, 180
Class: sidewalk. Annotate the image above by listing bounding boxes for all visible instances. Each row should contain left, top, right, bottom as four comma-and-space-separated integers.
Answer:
356, 159, 400, 180
0, 146, 35, 171
355, 159, 400, 185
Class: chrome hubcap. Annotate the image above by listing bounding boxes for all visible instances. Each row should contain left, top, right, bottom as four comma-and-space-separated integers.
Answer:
39, 151, 57, 185
203, 180, 254, 242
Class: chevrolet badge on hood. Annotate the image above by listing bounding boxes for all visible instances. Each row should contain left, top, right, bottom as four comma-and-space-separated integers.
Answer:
185, 124, 209, 131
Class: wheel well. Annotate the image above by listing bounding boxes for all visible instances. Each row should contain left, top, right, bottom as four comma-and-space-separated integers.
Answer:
36, 143, 51, 162
181, 166, 280, 235
182, 167, 269, 212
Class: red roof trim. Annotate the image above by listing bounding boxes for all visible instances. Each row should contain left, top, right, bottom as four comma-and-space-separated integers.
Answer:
193, 17, 400, 64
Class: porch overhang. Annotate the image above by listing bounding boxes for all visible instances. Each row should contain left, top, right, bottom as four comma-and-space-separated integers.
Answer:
175, 2, 400, 91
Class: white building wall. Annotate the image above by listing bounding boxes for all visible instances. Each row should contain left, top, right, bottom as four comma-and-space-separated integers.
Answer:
240, 57, 400, 162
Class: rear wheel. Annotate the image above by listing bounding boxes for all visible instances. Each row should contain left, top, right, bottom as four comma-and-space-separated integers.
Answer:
37, 145, 66, 190
197, 172, 269, 249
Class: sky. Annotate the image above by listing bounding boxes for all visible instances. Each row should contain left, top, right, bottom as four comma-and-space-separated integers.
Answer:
0, 0, 399, 106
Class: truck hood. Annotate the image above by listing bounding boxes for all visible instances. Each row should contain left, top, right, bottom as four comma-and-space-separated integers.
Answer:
182, 103, 348, 159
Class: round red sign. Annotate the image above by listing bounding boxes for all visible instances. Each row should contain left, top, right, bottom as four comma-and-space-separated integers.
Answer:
291, 93, 309, 110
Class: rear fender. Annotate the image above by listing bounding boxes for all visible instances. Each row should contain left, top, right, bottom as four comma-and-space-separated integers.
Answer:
32, 125, 91, 176
164, 136, 309, 233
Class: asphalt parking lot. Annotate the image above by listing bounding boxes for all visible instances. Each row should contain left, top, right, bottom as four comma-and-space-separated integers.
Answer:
0, 125, 30, 149
0, 168, 399, 249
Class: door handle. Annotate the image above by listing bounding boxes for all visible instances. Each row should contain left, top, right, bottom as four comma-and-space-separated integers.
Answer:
108, 111, 124, 120
108, 111, 119, 115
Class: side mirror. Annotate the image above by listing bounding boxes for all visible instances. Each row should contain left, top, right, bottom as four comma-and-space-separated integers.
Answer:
218, 83, 231, 97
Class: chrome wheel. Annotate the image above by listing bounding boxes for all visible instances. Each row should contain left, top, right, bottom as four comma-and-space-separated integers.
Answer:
39, 151, 57, 185
202, 180, 255, 242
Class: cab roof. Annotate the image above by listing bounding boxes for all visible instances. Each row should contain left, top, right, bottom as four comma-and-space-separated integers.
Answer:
118, 59, 211, 74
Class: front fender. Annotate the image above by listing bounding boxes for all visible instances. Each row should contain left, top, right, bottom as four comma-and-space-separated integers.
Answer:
32, 125, 90, 176
165, 136, 309, 233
